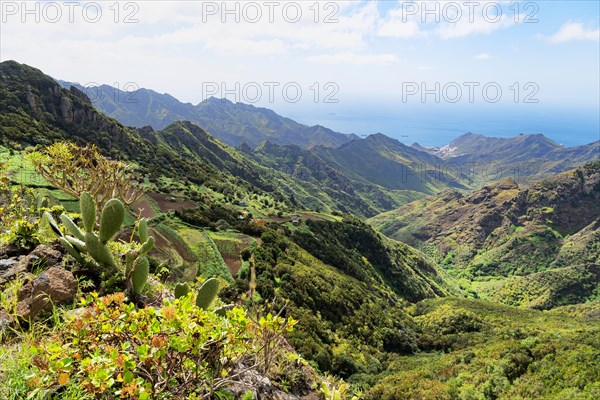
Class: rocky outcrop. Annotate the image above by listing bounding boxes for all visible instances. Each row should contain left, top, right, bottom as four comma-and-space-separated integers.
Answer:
227, 360, 321, 400
16, 267, 77, 319
1, 244, 76, 320
0, 308, 12, 336
0, 244, 63, 287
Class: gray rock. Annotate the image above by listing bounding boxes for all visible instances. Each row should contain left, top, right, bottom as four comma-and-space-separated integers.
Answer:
0, 309, 13, 336
0, 262, 29, 287
0, 244, 64, 287
0, 258, 18, 271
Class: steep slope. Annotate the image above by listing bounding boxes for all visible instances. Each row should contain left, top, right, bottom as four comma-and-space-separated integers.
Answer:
476, 264, 600, 309
252, 219, 460, 376
55, 81, 200, 129
4, 61, 425, 218
248, 140, 425, 217
194, 97, 357, 148
364, 297, 600, 399
449, 132, 562, 157
369, 162, 600, 306
315, 133, 470, 194
148, 120, 272, 191
57, 81, 357, 149
0, 61, 214, 181
0, 60, 296, 212
288, 217, 457, 302
413, 132, 599, 185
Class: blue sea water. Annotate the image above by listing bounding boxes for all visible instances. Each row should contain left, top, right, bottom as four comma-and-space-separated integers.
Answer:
291, 105, 600, 148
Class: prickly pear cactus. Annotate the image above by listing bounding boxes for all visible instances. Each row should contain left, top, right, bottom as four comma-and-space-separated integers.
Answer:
138, 219, 149, 243
51, 192, 157, 299
132, 257, 149, 295
85, 231, 116, 267
196, 278, 220, 309
80, 192, 96, 232
174, 282, 191, 299
98, 199, 125, 242
60, 214, 84, 241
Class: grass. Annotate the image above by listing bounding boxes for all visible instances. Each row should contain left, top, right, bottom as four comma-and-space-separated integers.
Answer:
172, 222, 233, 283
151, 223, 191, 267
0, 149, 49, 187
208, 231, 257, 277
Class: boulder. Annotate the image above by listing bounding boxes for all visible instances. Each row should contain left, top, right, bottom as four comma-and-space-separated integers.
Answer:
0, 262, 29, 287
0, 244, 63, 287
28, 244, 63, 268
0, 243, 23, 258
16, 267, 77, 320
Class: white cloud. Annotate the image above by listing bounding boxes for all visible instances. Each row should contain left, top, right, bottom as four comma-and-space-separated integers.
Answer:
376, 5, 425, 39
378, 20, 426, 39
308, 52, 400, 65
434, 14, 514, 39
474, 53, 492, 60
376, 1, 523, 40
544, 22, 600, 43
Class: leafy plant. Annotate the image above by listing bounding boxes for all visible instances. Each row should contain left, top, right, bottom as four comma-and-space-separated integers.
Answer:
28, 142, 143, 212
27, 292, 298, 399
175, 277, 235, 317
0, 182, 47, 251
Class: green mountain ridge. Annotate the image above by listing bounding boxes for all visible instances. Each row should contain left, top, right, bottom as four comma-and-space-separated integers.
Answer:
56, 80, 358, 149
369, 161, 600, 308
55, 77, 598, 191
414, 132, 599, 185
315, 133, 470, 193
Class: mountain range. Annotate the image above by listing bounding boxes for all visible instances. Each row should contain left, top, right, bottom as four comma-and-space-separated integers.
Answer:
56, 80, 358, 149
57, 79, 598, 190
2, 59, 600, 399
413, 132, 598, 186
1, 60, 596, 219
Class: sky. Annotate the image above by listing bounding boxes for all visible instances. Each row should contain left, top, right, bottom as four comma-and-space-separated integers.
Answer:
1, 0, 599, 146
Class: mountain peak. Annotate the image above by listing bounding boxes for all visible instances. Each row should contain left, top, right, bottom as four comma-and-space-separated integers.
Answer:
366, 132, 396, 142
202, 96, 235, 106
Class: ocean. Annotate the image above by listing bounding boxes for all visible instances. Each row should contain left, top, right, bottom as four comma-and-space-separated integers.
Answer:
290, 105, 600, 148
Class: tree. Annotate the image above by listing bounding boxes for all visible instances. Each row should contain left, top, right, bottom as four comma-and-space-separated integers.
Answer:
28, 142, 143, 212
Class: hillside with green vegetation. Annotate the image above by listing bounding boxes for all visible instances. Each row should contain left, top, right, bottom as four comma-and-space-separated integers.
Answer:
57, 81, 358, 149
0, 175, 333, 399
0, 142, 458, 398
1, 61, 428, 219
314, 133, 469, 194
369, 161, 600, 308
365, 297, 600, 399
2, 59, 600, 399
248, 140, 425, 217
412, 132, 599, 185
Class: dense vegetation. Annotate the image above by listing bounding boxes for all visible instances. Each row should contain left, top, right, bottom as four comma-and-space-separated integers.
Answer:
0, 162, 339, 399
369, 162, 600, 308
365, 298, 600, 399
2, 60, 599, 399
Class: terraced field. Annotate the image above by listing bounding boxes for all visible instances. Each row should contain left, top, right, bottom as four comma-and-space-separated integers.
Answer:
172, 223, 234, 283
208, 231, 258, 276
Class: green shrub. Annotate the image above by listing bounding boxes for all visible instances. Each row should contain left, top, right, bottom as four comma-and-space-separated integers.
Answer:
27, 292, 297, 399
